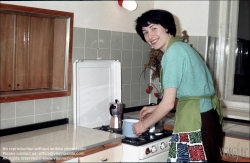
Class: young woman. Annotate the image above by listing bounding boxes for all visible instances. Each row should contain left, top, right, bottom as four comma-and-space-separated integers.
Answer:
132, 9, 223, 162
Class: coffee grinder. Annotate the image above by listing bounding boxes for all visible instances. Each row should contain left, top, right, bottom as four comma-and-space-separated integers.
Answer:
109, 99, 124, 130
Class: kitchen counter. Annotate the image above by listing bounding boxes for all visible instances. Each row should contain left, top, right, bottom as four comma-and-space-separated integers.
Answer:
0, 124, 125, 163
124, 111, 250, 139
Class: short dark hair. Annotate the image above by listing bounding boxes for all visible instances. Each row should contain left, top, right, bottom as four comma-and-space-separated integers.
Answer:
135, 9, 176, 42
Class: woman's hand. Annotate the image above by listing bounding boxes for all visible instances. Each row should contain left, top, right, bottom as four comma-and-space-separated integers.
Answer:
139, 105, 157, 121
132, 121, 147, 136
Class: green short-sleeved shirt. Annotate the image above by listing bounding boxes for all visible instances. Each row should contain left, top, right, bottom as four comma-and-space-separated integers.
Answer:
161, 39, 215, 113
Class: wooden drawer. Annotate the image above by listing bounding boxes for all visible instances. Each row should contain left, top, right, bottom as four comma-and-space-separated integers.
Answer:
79, 145, 122, 162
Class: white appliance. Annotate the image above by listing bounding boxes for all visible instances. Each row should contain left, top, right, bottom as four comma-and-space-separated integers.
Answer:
73, 59, 121, 128
73, 59, 171, 162
122, 136, 171, 162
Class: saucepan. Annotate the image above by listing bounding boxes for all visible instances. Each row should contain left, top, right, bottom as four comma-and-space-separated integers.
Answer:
122, 119, 139, 138
148, 120, 163, 133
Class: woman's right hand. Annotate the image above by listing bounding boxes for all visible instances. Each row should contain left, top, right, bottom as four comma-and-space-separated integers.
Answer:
139, 105, 157, 121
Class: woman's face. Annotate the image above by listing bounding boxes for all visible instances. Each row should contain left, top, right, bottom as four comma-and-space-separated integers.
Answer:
142, 23, 172, 52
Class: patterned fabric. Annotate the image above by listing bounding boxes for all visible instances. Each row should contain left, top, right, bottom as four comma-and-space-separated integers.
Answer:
167, 130, 207, 162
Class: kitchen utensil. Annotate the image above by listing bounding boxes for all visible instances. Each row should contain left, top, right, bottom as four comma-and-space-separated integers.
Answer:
139, 103, 163, 133
122, 119, 139, 138
141, 117, 163, 133
109, 99, 124, 130
148, 120, 163, 133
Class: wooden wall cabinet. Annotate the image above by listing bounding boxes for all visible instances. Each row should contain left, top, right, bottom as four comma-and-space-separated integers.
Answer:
0, 3, 74, 103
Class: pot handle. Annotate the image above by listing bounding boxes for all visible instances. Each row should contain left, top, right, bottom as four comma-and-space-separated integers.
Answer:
109, 104, 116, 116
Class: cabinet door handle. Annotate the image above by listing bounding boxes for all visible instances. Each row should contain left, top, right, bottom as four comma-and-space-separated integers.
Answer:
100, 157, 108, 162
17, 84, 19, 86
8, 84, 11, 87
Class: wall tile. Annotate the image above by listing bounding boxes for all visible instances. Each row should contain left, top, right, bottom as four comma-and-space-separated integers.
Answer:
111, 49, 122, 62
141, 68, 150, 84
130, 100, 140, 107
99, 30, 111, 49
140, 83, 149, 100
140, 99, 150, 106
52, 111, 68, 120
0, 102, 15, 120
121, 85, 130, 102
72, 47, 85, 62
0, 119, 15, 129
142, 50, 150, 66
52, 97, 68, 112
131, 83, 141, 101
189, 36, 199, 51
85, 29, 98, 48
123, 101, 131, 108
143, 42, 151, 50
111, 31, 122, 49
131, 67, 142, 84
16, 116, 34, 127
73, 27, 85, 48
121, 49, 132, 67
85, 48, 98, 59
121, 67, 131, 84
35, 113, 51, 123
68, 110, 74, 124
197, 36, 207, 60
35, 98, 52, 115
68, 95, 73, 110
98, 49, 111, 59
132, 50, 143, 67
16, 100, 34, 118
123, 32, 133, 50
133, 34, 143, 50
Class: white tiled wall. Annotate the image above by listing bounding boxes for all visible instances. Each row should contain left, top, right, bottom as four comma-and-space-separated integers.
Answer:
0, 27, 208, 129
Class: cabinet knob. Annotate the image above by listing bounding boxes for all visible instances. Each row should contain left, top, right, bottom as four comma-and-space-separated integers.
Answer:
8, 84, 11, 87
17, 84, 19, 86
100, 157, 108, 162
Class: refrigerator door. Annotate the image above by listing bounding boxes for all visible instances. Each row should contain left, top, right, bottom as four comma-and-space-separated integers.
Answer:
73, 60, 121, 128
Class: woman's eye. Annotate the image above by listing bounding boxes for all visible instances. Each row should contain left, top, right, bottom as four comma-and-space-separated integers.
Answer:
152, 28, 156, 31
143, 32, 148, 35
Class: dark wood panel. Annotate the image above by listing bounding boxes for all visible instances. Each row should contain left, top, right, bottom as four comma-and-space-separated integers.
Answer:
0, 3, 74, 103
14, 14, 28, 90
0, 13, 15, 91
52, 18, 67, 89
0, 3, 73, 18
28, 16, 52, 89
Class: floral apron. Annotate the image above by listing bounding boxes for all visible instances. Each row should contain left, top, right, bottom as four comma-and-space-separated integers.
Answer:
167, 95, 223, 162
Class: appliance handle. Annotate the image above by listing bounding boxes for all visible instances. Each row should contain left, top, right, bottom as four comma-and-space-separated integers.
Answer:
149, 103, 157, 106
109, 104, 115, 116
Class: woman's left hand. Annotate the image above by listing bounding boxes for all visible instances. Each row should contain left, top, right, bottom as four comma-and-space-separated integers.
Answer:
132, 121, 147, 136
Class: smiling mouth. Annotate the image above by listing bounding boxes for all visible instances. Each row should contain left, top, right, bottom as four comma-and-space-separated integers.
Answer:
151, 39, 158, 45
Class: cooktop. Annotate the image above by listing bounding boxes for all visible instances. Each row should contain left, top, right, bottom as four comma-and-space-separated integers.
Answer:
94, 125, 172, 146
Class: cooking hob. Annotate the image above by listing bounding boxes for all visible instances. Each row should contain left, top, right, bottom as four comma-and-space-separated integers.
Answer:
94, 125, 172, 146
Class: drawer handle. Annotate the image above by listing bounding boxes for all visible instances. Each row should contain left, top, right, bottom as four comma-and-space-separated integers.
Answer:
100, 157, 108, 162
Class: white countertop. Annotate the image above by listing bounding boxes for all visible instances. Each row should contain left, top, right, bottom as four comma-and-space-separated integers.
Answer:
0, 124, 125, 163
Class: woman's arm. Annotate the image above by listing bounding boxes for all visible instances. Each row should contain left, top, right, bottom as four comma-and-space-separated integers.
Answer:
133, 88, 177, 135
142, 87, 176, 128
